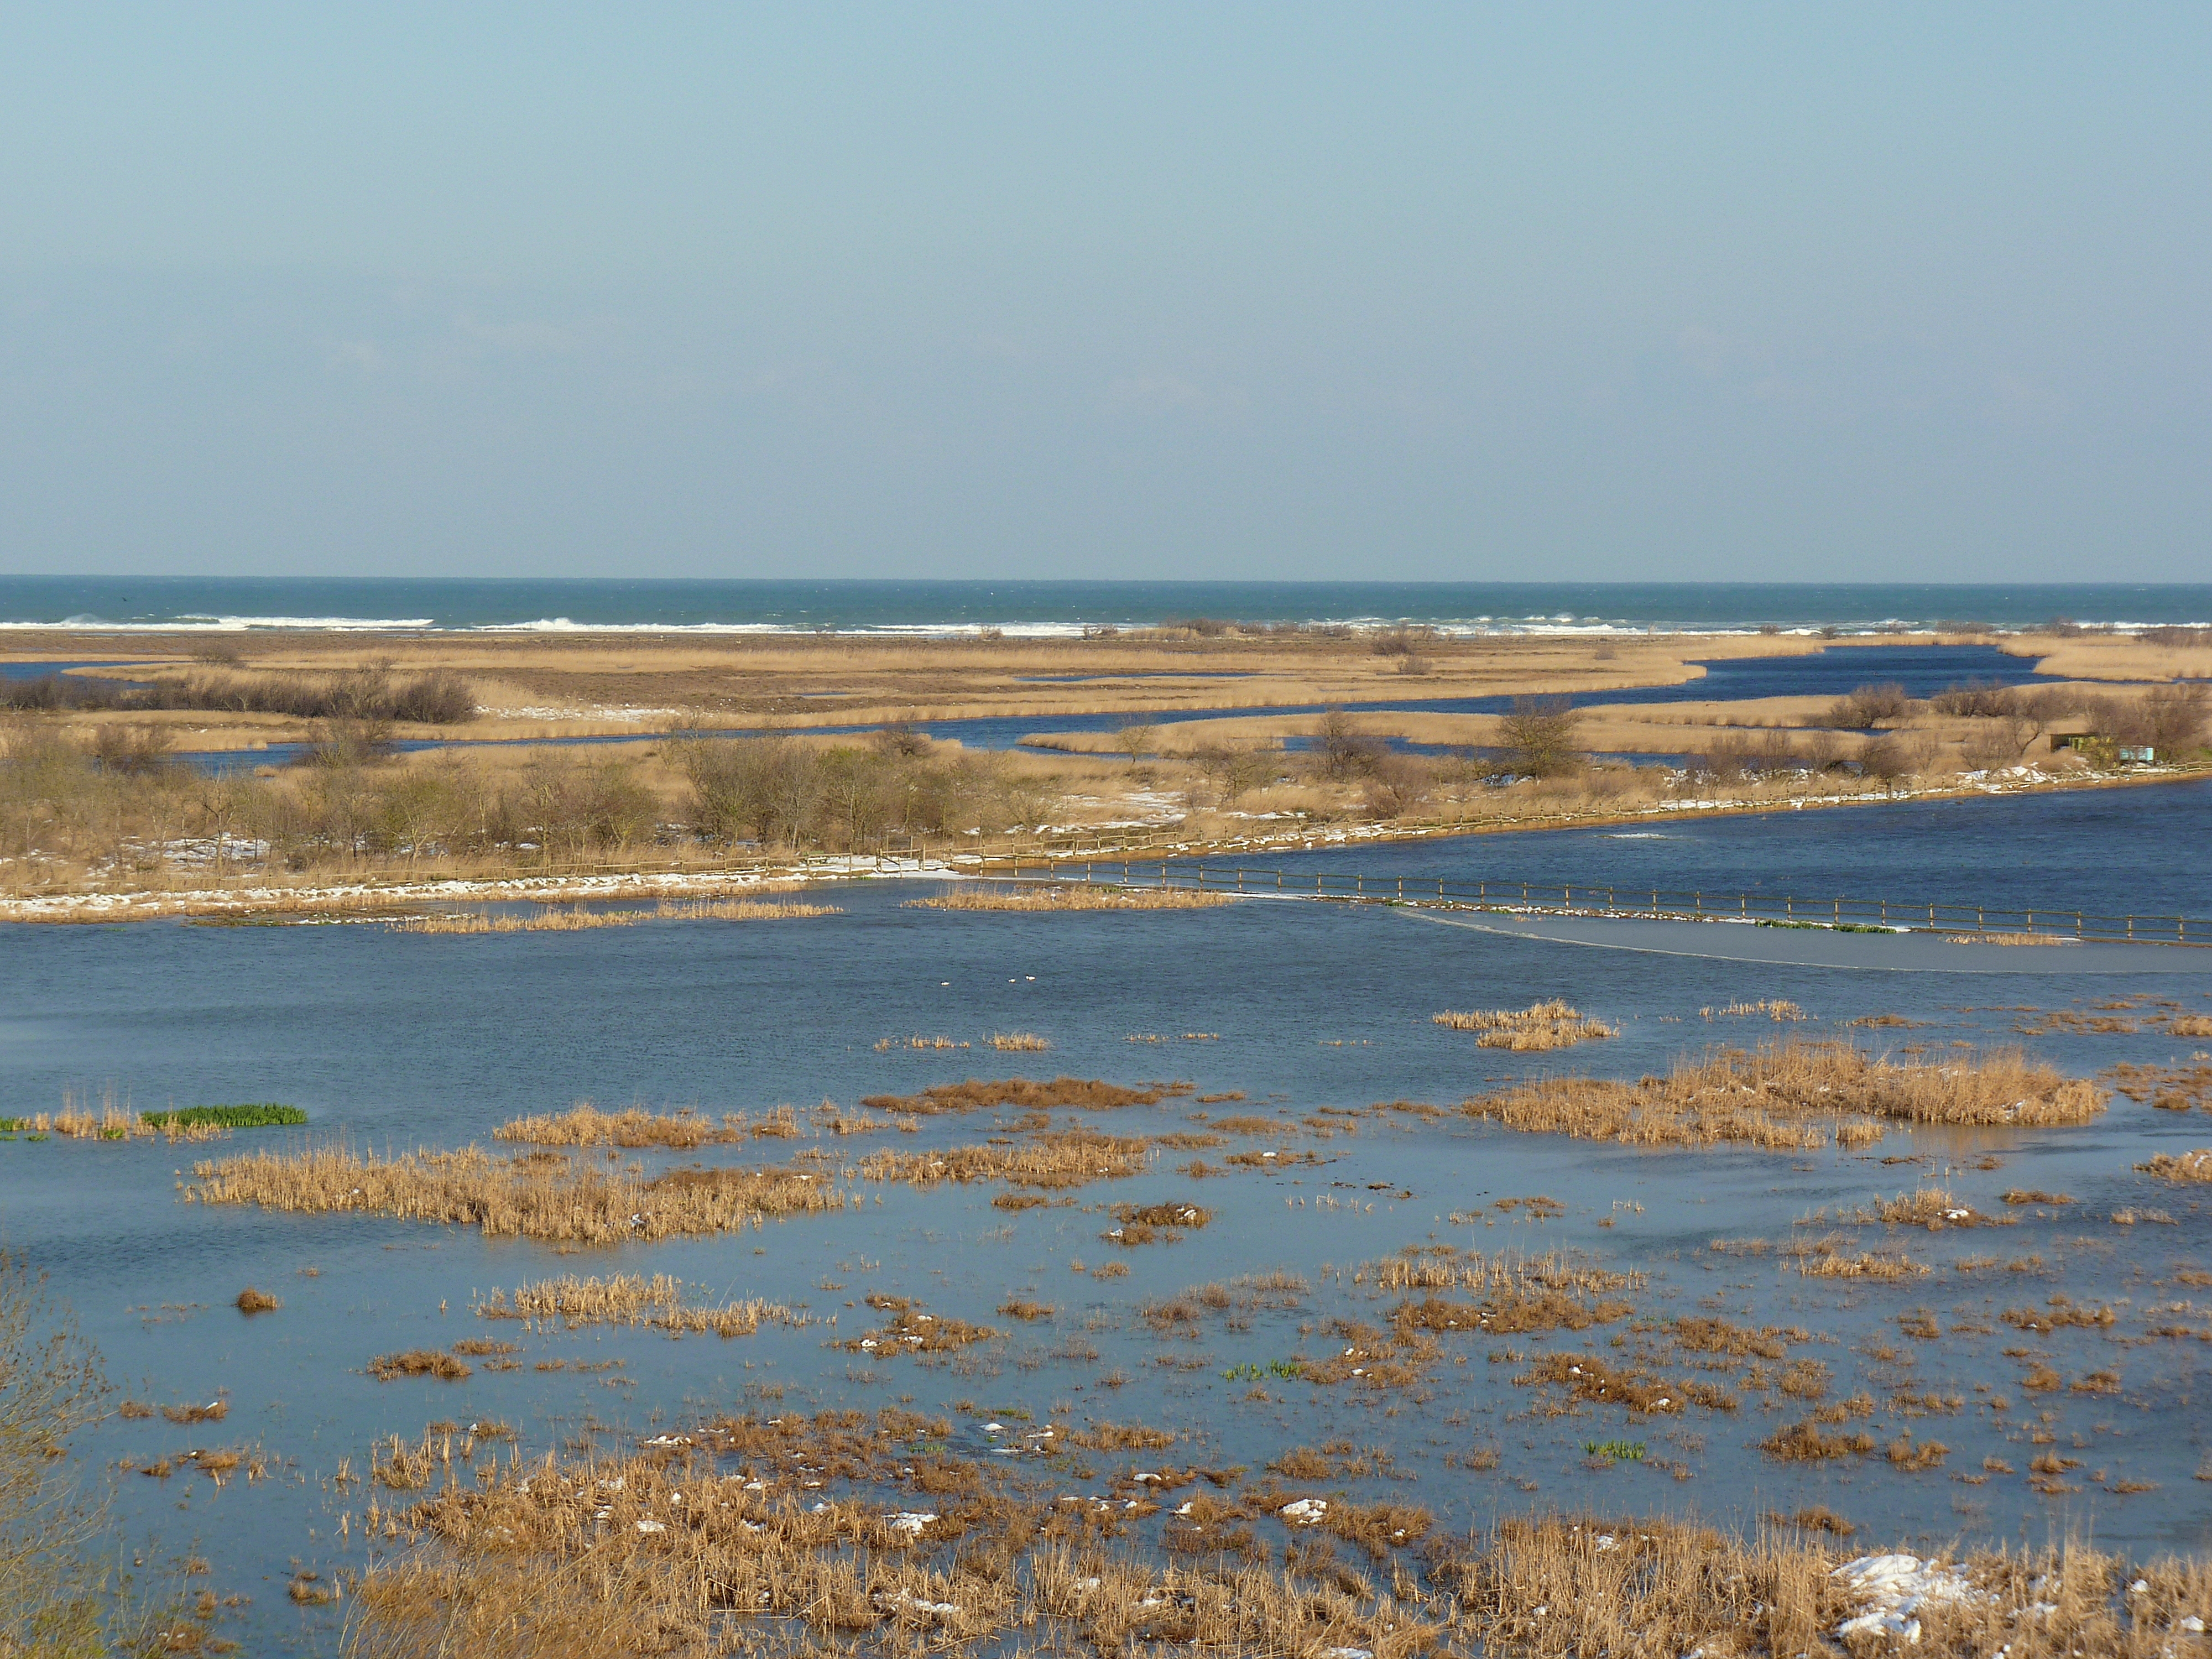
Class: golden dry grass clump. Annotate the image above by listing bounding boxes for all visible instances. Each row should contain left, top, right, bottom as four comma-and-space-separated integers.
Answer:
390, 898, 840, 933
2139, 1149, 2212, 1182
388, 905, 646, 935
857, 1125, 1154, 1191
367, 1350, 471, 1382
905, 883, 1234, 912
1104, 1201, 1211, 1245
1463, 1039, 2104, 1151
492, 1103, 802, 1148
474, 1275, 801, 1337
493, 1104, 735, 1149
187, 1140, 843, 1243
233, 1286, 280, 1314
1433, 1000, 1616, 1051
1359, 1246, 1640, 1338
840, 1295, 998, 1357
1701, 999, 1807, 1021
860, 1076, 1179, 1115
650, 898, 842, 921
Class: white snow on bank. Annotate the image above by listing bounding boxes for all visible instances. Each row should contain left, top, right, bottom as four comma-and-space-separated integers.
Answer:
1832, 1554, 1979, 1644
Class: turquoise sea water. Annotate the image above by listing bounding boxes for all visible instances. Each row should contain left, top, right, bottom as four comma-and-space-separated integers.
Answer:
4, 576, 2210, 634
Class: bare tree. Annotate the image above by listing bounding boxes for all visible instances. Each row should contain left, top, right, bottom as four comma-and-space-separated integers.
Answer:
1117, 724, 1160, 764
1498, 696, 1584, 778
1313, 710, 1384, 779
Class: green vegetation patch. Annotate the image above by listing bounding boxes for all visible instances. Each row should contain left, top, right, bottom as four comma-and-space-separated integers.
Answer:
1583, 1439, 1647, 1462
140, 1104, 307, 1130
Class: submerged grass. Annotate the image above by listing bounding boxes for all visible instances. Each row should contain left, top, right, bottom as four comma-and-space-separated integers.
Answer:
474, 1275, 804, 1337
1463, 1039, 2103, 1151
859, 1077, 1182, 1115
187, 1139, 844, 1243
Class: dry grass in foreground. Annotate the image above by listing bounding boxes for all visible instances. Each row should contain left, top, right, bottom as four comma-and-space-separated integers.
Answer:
1463, 1039, 2104, 1151
186, 1140, 843, 1243
905, 883, 1234, 911
1433, 1000, 1615, 1051
332, 1414, 2212, 1659
474, 1275, 803, 1337
2139, 1150, 2212, 1183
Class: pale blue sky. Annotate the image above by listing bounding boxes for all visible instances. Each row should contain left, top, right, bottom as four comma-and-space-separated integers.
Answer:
2, 4, 2205, 580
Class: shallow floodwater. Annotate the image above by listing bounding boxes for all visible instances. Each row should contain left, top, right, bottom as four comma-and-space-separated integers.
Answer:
3, 785, 2211, 1649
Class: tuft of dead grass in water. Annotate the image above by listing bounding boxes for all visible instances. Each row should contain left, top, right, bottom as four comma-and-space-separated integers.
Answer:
233, 1286, 280, 1314
1105, 1201, 1212, 1245
650, 898, 841, 921
474, 1275, 804, 1337
494, 1104, 748, 1149
368, 1350, 472, 1382
858, 1125, 1155, 1191
1463, 1039, 2103, 1151
1702, 999, 1807, 1021
1434, 1000, 1615, 1051
187, 1138, 843, 1243
861, 1076, 1185, 1115
388, 905, 646, 935
1785, 1234, 1931, 1280
841, 1295, 998, 1357
1815, 1186, 1997, 1230
389, 898, 837, 933
905, 883, 1233, 911
2139, 1149, 2212, 1182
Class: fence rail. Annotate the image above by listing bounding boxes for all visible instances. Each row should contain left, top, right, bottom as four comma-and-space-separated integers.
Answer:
953, 853, 2212, 948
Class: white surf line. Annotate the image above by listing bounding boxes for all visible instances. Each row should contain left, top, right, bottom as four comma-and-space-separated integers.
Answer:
1394, 905, 2207, 974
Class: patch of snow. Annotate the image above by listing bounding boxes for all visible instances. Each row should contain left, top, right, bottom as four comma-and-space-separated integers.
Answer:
1833, 1553, 1978, 1644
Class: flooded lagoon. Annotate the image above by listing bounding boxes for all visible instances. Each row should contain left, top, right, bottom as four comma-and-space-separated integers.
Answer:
4, 783, 2211, 1651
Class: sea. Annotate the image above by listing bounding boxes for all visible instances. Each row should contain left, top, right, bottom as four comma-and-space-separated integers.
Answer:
3, 576, 2211, 636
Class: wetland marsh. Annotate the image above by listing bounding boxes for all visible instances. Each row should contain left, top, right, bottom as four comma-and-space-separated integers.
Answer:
4, 783, 2212, 1652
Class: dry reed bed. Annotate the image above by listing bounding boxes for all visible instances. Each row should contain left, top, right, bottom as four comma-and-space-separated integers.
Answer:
335, 1422, 2212, 1659
904, 883, 1235, 911
389, 897, 839, 933
187, 1141, 843, 1243
855, 1126, 1156, 1191
2140, 1150, 2212, 1183
1433, 1000, 1615, 1051
1462, 1039, 2104, 1151
474, 1275, 802, 1337
492, 1103, 801, 1149
858, 1076, 1185, 1116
